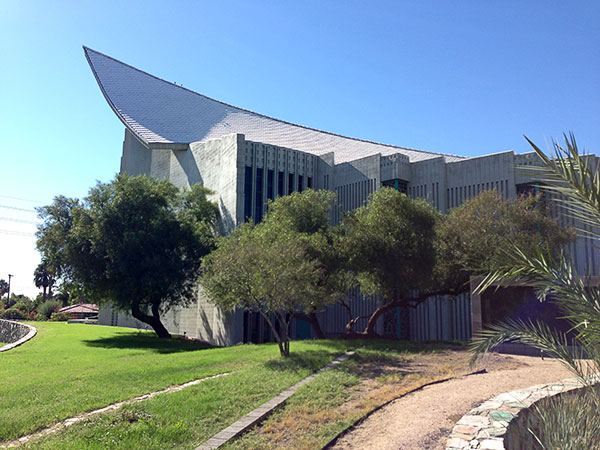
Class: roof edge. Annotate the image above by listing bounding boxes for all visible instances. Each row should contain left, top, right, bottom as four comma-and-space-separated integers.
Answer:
83, 46, 153, 148
83, 46, 466, 160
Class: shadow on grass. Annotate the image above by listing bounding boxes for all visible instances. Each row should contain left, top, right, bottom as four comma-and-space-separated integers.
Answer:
262, 339, 465, 373
309, 338, 467, 354
83, 333, 215, 354
264, 350, 337, 372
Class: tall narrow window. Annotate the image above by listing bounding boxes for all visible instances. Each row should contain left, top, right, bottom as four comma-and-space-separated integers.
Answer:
288, 173, 295, 195
298, 175, 303, 192
255, 168, 263, 223
307, 176, 312, 189
267, 170, 274, 200
244, 166, 253, 221
278, 171, 284, 197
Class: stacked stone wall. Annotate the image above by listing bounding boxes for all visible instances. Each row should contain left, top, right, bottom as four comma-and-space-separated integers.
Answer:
446, 375, 600, 449
0, 319, 37, 352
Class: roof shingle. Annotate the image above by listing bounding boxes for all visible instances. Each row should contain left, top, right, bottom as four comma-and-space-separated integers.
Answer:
84, 47, 466, 164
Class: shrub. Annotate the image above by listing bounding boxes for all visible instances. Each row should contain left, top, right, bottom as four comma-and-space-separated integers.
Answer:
529, 387, 600, 450
50, 312, 72, 322
0, 309, 27, 320
13, 300, 34, 314
37, 300, 62, 320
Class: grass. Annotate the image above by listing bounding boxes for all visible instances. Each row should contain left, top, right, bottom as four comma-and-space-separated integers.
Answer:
222, 344, 468, 450
2, 323, 468, 449
0, 322, 347, 444
527, 386, 600, 450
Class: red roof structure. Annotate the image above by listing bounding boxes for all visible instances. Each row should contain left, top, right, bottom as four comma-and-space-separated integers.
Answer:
58, 303, 98, 319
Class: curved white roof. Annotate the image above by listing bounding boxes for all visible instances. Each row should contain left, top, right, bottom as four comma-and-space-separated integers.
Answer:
84, 47, 465, 163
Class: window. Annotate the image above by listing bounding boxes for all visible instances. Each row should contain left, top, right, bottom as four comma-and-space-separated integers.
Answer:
278, 171, 284, 197
267, 170, 274, 200
288, 173, 295, 195
244, 167, 252, 221
255, 168, 263, 223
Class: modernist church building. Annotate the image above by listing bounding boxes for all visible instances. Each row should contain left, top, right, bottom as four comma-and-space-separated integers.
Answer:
85, 47, 599, 346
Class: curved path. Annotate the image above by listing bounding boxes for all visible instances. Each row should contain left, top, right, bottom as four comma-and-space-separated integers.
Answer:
330, 355, 573, 450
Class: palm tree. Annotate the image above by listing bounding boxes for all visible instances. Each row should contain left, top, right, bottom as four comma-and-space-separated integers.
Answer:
33, 261, 55, 302
471, 133, 600, 383
0, 279, 8, 298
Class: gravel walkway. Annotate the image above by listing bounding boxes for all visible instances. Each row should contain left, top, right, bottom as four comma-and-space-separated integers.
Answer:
330, 354, 573, 450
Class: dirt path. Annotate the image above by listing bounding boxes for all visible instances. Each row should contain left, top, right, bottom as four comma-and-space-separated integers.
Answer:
330, 354, 573, 450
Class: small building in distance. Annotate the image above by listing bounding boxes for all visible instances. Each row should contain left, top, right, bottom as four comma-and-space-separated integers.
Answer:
58, 303, 99, 320
84, 47, 599, 346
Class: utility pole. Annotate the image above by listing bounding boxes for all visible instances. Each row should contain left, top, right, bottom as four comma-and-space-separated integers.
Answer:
7, 274, 13, 302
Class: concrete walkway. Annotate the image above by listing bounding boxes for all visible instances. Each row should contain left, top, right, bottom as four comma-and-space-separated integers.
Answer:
195, 351, 356, 450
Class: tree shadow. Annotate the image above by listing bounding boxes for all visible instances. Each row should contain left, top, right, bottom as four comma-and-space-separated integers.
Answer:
308, 338, 466, 354
83, 332, 215, 354
263, 349, 340, 372
263, 339, 468, 375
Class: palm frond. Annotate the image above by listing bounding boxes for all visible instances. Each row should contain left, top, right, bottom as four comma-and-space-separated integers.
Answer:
470, 318, 595, 382
524, 133, 600, 240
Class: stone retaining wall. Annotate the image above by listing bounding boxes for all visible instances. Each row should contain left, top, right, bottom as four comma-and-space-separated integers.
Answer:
446, 375, 599, 450
0, 319, 37, 352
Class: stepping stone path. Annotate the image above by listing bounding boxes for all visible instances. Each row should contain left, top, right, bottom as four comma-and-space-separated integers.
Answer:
195, 351, 355, 450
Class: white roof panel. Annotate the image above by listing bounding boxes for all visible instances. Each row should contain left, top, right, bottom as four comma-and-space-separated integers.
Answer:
84, 47, 466, 163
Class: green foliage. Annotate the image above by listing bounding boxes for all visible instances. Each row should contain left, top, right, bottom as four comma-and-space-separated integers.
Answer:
529, 387, 600, 450
340, 187, 439, 300
33, 260, 56, 301
36, 175, 219, 338
37, 300, 62, 319
0, 279, 8, 298
201, 190, 340, 356
336, 184, 571, 337
0, 309, 27, 320
49, 311, 72, 321
471, 135, 600, 444
36, 195, 81, 282
12, 295, 35, 313
436, 190, 573, 290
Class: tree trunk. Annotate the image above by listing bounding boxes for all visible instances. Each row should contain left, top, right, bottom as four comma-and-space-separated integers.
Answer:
131, 300, 171, 339
293, 312, 326, 339
259, 310, 288, 357
278, 312, 291, 357
363, 300, 398, 337
309, 312, 325, 339
344, 288, 465, 339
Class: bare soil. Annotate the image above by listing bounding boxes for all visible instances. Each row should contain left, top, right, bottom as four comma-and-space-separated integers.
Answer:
330, 353, 573, 450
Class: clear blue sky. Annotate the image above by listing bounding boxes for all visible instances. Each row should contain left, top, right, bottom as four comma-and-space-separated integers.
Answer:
1, 1, 598, 296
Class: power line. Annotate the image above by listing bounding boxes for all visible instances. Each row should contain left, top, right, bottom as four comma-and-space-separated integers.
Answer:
0, 229, 36, 237
0, 216, 39, 225
0, 204, 37, 213
0, 195, 46, 205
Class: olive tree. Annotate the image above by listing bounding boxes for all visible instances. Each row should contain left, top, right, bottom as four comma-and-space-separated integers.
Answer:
200, 190, 341, 356
36, 175, 218, 338
340, 187, 571, 338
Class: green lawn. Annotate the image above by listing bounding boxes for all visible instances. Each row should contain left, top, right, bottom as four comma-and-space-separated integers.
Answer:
0, 322, 351, 446
2, 322, 462, 449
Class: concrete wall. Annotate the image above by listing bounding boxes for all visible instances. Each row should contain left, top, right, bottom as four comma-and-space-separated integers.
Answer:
120, 130, 151, 175
100, 132, 245, 345
112, 127, 600, 345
